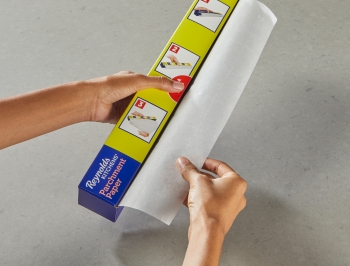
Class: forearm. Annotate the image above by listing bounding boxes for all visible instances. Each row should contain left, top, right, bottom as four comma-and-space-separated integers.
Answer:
183, 218, 225, 266
0, 81, 92, 149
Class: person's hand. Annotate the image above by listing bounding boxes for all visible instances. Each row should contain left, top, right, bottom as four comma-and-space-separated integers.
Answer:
167, 54, 180, 65
194, 7, 213, 12
130, 111, 150, 137
138, 131, 150, 138
176, 157, 247, 237
131, 111, 144, 117
177, 157, 246, 266
0, 70, 184, 149
86, 71, 184, 124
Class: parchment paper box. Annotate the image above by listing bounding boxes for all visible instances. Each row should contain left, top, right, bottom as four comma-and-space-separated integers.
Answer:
78, 0, 239, 222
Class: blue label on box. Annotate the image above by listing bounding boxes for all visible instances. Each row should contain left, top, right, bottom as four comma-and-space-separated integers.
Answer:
79, 145, 141, 206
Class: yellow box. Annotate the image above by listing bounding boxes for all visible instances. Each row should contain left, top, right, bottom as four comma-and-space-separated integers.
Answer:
78, 0, 239, 221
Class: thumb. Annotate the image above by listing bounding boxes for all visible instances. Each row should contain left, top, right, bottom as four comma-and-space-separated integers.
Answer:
176, 157, 201, 184
136, 75, 184, 93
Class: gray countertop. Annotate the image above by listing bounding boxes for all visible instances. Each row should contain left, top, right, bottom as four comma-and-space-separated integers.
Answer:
0, 0, 349, 265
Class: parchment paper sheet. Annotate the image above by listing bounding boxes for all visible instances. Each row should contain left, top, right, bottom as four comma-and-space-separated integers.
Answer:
120, 0, 277, 224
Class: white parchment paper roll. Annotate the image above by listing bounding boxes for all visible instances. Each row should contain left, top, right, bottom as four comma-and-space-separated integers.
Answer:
120, 0, 277, 224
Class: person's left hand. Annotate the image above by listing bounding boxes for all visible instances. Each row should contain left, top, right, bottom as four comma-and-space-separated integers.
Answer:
86, 71, 184, 123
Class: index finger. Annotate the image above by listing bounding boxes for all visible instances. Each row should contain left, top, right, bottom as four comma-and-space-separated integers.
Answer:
202, 158, 236, 177
139, 75, 184, 93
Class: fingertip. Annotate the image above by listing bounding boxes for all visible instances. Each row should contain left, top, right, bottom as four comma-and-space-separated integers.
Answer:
138, 76, 185, 93
202, 158, 235, 177
172, 81, 185, 92
176, 157, 189, 171
176, 157, 202, 184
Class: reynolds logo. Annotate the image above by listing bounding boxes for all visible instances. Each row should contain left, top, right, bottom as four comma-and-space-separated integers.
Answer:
86, 158, 110, 189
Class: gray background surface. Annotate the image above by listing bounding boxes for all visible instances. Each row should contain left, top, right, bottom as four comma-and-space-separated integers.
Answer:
0, 0, 349, 265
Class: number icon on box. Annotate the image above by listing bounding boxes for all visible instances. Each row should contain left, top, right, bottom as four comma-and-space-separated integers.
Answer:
135, 99, 146, 109
201, 0, 210, 3
170, 44, 180, 54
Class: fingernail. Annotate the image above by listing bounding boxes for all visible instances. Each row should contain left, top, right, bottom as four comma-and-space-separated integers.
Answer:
173, 81, 184, 91
176, 157, 188, 170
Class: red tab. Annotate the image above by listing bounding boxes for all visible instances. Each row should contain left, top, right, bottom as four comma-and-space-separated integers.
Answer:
169, 75, 192, 103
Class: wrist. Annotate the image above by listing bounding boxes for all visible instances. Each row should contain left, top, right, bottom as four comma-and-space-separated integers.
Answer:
189, 215, 226, 241
184, 216, 225, 266
188, 216, 226, 248
69, 80, 98, 122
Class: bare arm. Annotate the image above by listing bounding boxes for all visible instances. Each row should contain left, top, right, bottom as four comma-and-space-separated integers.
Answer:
185, 219, 225, 266
0, 71, 184, 149
0, 80, 91, 149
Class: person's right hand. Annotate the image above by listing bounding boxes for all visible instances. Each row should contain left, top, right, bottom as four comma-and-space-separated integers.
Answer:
194, 7, 213, 12
167, 54, 180, 65
176, 157, 247, 237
